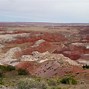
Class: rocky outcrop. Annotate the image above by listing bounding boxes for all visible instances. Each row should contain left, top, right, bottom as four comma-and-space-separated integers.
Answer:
20, 51, 79, 66
16, 59, 81, 78
4, 47, 22, 59
0, 44, 4, 52
31, 39, 45, 47
14, 50, 82, 77
22, 41, 52, 55
0, 47, 22, 65
63, 51, 81, 60
0, 33, 30, 43
16, 61, 39, 74
34, 60, 82, 77
77, 54, 89, 65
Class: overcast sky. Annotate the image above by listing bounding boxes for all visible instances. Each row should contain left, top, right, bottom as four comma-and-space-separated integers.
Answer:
0, 0, 89, 23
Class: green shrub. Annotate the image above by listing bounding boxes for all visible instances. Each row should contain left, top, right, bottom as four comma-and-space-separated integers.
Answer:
17, 78, 48, 89
0, 65, 15, 72
0, 65, 6, 71
60, 77, 77, 85
47, 78, 57, 86
83, 65, 89, 69
5, 65, 15, 71
0, 78, 3, 85
0, 70, 3, 78
17, 69, 28, 75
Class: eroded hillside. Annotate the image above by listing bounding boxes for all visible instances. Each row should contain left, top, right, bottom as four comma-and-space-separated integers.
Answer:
0, 23, 89, 89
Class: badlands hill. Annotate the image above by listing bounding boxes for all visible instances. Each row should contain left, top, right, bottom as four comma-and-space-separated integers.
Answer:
0, 23, 89, 89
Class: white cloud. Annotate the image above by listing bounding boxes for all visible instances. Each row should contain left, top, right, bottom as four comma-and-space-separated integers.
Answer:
0, 0, 89, 22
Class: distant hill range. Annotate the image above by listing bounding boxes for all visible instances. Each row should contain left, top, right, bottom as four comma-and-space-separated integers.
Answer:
0, 22, 89, 27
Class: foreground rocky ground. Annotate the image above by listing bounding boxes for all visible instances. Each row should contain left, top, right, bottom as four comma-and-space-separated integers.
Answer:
0, 23, 89, 89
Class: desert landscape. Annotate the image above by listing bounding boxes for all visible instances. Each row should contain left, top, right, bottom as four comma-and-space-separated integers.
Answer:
0, 22, 89, 89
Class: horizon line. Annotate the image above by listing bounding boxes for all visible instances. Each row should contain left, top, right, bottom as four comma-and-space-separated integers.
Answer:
0, 22, 89, 24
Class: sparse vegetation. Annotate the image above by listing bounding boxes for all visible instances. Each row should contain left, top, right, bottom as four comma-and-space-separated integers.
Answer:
0, 70, 3, 78
83, 65, 89, 69
0, 65, 79, 88
0, 65, 7, 72
60, 77, 77, 85
47, 78, 57, 86
0, 65, 15, 72
0, 78, 3, 85
17, 69, 28, 75
17, 78, 48, 89
5, 65, 15, 71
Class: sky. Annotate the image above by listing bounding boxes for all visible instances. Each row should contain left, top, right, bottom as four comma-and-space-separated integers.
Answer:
0, 0, 89, 23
